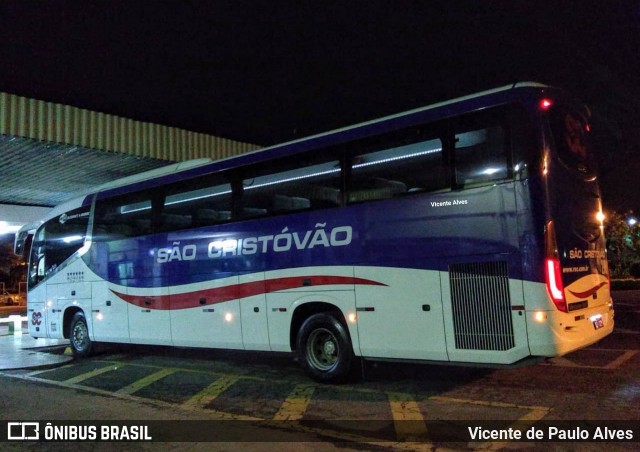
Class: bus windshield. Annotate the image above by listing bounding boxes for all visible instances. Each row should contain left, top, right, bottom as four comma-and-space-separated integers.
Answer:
28, 207, 90, 288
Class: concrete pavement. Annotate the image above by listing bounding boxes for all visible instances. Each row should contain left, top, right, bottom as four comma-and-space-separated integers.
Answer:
0, 320, 72, 370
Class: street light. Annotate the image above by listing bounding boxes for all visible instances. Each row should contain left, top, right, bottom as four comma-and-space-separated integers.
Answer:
627, 216, 638, 227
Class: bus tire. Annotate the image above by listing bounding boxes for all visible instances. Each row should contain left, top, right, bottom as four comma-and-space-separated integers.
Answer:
69, 312, 93, 358
296, 313, 353, 383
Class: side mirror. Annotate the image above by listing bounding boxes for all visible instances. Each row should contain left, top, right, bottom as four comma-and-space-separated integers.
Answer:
14, 231, 33, 259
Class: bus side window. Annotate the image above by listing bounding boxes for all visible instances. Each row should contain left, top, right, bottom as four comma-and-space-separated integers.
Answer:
240, 158, 342, 219
94, 195, 153, 240
161, 178, 233, 231
348, 137, 447, 204
453, 107, 510, 187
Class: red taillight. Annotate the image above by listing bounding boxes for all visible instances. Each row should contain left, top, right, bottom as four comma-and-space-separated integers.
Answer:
540, 98, 553, 110
545, 258, 567, 312
545, 220, 567, 312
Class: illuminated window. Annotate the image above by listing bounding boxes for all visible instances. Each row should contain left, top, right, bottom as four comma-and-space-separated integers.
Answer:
453, 107, 510, 187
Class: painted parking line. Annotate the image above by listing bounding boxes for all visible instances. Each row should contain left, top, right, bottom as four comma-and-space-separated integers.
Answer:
604, 350, 639, 369
429, 395, 548, 412
546, 356, 580, 368
63, 364, 120, 385
431, 395, 551, 450
115, 368, 176, 395
487, 406, 550, 450
614, 327, 640, 334
544, 348, 638, 369
2, 365, 557, 450
180, 374, 240, 410
273, 383, 316, 421
387, 392, 428, 441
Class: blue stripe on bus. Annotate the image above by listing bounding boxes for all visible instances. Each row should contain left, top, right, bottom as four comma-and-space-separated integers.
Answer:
84, 188, 540, 289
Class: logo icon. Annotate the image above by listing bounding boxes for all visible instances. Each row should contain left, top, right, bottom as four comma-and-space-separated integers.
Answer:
7, 422, 40, 440
31, 312, 42, 326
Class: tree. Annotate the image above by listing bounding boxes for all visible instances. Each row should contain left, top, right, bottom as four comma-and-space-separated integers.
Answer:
0, 240, 22, 290
605, 210, 640, 278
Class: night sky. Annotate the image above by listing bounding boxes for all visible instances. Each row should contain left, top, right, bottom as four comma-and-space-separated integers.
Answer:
1, 1, 639, 211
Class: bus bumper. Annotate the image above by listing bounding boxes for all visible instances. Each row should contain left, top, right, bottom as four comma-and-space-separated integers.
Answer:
527, 302, 614, 357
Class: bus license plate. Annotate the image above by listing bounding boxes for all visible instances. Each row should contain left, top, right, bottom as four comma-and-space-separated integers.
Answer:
592, 317, 604, 330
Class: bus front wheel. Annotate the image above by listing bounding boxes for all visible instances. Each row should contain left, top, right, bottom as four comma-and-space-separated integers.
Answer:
69, 312, 93, 358
296, 313, 353, 383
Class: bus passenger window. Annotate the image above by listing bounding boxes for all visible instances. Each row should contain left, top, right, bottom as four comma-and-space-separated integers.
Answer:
94, 195, 154, 240
240, 158, 342, 218
454, 127, 507, 185
162, 179, 232, 231
454, 107, 509, 187
348, 138, 446, 204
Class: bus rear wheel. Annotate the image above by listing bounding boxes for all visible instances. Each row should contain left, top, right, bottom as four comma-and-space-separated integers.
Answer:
296, 313, 353, 383
69, 312, 93, 358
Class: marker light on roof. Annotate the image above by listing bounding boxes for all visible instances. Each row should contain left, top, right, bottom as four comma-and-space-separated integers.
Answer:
540, 99, 553, 110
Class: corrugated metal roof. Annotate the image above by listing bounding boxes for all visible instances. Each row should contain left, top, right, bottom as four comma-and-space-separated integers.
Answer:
0, 92, 260, 208
0, 135, 170, 206
0, 92, 258, 160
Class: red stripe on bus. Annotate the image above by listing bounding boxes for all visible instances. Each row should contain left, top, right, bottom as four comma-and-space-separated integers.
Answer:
110, 275, 386, 310
568, 282, 608, 299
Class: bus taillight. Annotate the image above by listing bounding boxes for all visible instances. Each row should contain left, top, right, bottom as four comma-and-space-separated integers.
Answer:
545, 258, 567, 312
545, 220, 567, 312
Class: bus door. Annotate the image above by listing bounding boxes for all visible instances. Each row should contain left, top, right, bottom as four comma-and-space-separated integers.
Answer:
29, 207, 91, 340
27, 231, 48, 338
44, 283, 59, 339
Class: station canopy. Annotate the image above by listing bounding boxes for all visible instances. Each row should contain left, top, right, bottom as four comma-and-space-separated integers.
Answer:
0, 92, 258, 229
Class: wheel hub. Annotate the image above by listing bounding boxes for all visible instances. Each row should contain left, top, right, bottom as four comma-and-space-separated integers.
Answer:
323, 339, 336, 356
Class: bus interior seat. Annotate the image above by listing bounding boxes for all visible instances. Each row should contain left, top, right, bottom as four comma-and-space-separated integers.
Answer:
241, 207, 268, 218
310, 186, 341, 206
273, 194, 311, 212
160, 214, 192, 230
348, 187, 394, 203
349, 178, 407, 203
194, 209, 231, 226
106, 223, 135, 238
135, 219, 152, 235
371, 177, 407, 193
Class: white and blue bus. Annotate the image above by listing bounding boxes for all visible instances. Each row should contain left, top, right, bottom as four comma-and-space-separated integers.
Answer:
17, 82, 613, 382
